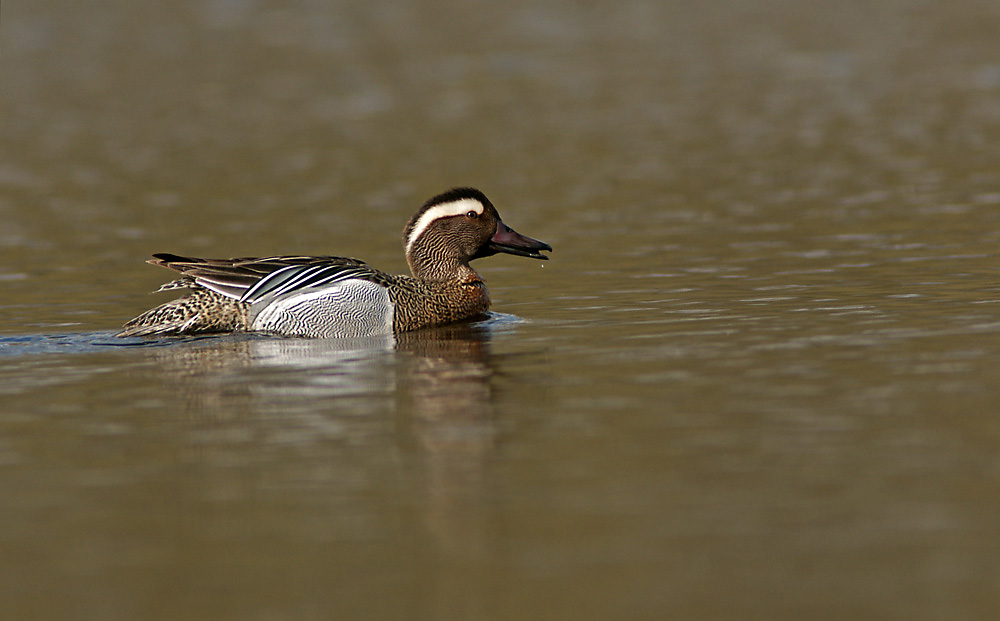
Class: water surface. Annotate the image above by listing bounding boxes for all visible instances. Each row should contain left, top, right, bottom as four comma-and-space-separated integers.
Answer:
3, 0, 1000, 618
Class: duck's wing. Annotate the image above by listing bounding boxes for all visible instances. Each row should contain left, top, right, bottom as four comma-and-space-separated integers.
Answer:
239, 261, 386, 305
148, 253, 371, 301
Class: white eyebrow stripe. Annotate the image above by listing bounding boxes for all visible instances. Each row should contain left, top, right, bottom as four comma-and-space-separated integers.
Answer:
405, 198, 484, 254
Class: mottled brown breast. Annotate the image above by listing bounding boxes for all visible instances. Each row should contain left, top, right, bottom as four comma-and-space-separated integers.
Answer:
389, 275, 491, 332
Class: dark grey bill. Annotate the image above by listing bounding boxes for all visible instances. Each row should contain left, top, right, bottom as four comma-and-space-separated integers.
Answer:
485, 220, 552, 260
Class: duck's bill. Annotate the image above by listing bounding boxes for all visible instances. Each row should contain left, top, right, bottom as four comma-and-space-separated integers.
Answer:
488, 221, 553, 260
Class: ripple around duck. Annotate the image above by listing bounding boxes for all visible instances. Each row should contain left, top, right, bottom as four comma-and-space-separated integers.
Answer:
0, 310, 526, 361
0, 331, 127, 357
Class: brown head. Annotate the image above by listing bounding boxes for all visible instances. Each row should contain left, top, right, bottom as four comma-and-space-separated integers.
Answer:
402, 188, 552, 280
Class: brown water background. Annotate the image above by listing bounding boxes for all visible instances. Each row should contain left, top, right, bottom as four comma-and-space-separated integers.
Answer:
3, 1, 1000, 618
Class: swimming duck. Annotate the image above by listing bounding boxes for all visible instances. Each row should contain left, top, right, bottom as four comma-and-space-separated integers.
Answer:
117, 187, 552, 338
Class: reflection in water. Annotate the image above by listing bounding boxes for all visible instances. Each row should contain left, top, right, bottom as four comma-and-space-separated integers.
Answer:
397, 325, 497, 565
142, 322, 496, 420
143, 322, 501, 563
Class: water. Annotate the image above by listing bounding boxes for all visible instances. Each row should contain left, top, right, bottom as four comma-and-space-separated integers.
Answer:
3, 0, 1000, 618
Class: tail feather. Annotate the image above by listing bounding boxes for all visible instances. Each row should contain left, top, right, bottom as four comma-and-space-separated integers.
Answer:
118, 287, 248, 337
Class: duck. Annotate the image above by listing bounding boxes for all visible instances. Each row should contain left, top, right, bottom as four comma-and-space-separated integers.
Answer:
117, 187, 552, 338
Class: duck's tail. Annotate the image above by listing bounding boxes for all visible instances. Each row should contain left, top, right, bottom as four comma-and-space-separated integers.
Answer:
117, 286, 249, 337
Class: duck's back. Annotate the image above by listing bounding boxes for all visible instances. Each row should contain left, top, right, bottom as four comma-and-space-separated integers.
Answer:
118, 255, 383, 338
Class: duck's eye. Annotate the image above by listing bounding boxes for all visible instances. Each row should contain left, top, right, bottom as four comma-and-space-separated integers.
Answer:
466, 210, 478, 219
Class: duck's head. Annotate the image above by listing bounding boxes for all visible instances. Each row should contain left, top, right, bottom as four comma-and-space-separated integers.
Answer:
403, 187, 552, 279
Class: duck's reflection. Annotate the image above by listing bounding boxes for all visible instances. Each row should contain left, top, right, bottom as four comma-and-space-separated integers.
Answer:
395, 325, 498, 563
146, 322, 497, 426
143, 320, 506, 563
